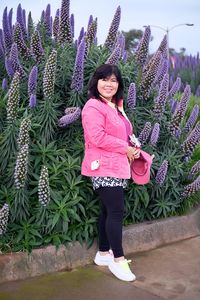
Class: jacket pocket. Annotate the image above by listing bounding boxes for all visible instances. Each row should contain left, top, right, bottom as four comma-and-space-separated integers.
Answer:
100, 153, 120, 170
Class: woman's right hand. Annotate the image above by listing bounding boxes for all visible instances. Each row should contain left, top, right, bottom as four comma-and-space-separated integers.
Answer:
127, 146, 141, 162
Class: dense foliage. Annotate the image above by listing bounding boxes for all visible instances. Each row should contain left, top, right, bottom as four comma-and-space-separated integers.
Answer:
0, 0, 200, 252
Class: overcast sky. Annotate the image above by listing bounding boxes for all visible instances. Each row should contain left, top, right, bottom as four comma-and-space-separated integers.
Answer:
1, 0, 199, 55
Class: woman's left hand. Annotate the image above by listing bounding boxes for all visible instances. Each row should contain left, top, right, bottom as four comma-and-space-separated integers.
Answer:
130, 147, 141, 162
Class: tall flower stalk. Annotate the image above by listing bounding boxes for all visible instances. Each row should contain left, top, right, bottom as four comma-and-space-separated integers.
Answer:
138, 122, 152, 145
182, 175, 200, 198
188, 161, 200, 180
13, 22, 30, 59
10, 42, 25, 77
58, 107, 81, 127
182, 121, 200, 160
153, 73, 169, 118
127, 83, 136, 110
6, 72, 20, 124
169, 85, 191, 136
53, 9, 60, 41
30, 30, 44, 63
2, 7, 12, 54
71, 39, 85, 93
0, 204, 9, 235
183, 104, 199, 134
104, 6, 121, 50
156, 160, 168, 185
58, 0, 73, 44
106, 45, 121, 65
38, 166, 50, 207
85, 18, 97, 56
13, 143, 30, 222
14, 144, 29, 189
28, 65, 38, 107
168, 77, 181, 97
141, 51, 162, 99
18, 118, 31, 148
43, 49, 57, 99
150, 123, 160, 146
135, 26, 151, 68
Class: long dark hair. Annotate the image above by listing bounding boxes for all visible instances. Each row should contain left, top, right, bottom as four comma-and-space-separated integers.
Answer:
87, 64, 124, 105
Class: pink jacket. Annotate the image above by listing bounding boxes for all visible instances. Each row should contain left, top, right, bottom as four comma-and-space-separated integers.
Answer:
81, 98, 133, 179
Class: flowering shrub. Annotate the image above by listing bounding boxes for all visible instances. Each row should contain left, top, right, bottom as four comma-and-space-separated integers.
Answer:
0, 0, 200, 252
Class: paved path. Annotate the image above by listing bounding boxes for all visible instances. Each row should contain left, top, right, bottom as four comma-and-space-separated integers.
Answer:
0, 236, 199, 300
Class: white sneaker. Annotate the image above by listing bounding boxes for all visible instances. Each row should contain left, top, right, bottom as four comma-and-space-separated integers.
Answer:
94, 251, 114, 266
108, 259, 136, 282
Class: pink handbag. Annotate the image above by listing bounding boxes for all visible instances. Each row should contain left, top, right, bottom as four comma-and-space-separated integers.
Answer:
131, 150, 153, 185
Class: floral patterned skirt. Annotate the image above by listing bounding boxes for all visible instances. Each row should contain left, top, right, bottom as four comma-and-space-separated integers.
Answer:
91, 176, 127, 190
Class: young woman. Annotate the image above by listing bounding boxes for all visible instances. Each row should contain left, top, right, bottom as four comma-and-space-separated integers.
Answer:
81, 64, 140, 282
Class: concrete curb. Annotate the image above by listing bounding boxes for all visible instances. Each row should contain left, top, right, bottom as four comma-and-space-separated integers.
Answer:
0, 205, 200, 284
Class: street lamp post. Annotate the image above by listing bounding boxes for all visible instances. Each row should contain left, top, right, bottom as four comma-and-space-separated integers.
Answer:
144, 23, 194, 59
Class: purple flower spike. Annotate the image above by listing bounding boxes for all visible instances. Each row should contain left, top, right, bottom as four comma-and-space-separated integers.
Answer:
106, 45, 121, 65
13, 22, 31, 59
170, 99, 178, 114
0, 29, 5, 57
2, 78, 8, 90
58, 0, 73, 44
157, 35, 168, 59
77, 27, 84, 46
135, 25, 151, 68
28, 66, 38, 97
168, 77, 181, 97
31, 30, 44, 63
8, 8, 13, 36
153, 73, 169, 118
5, 57, 14, 77
27, 12, 34, 40
155, 58, 169, 85
104, 6, 121, 50
2, 7, 12, 54
127, 83, 136, 110
7, 72, 20, 123
71, 39, 85, 93
70, 13, 75, 38
122, 50, 128, 63
188, 161, 200, 180
10, 43, 25, 77
169, 85, 191, 136
43, 49, 57, 99
14, 144, 29, 189
44, 4, 52, 37
87, 15, 93, 31
16, 4, 27, 40
29, 94, 37, 108
156, 160, 168, 185
141, 51, 162, 99
150, 123, 160, 146
182, 175, 200, 198
184, 104, 199, 133
18, 118, 31, 148
115, 32, 125, 55
138, 122, 152, 145
0, 203, 9, 235
38, 166, 50, 207
53, 9, 60, 41
85, 18, 97, 55
58, 107, 81, 127
182, 121, 200, 160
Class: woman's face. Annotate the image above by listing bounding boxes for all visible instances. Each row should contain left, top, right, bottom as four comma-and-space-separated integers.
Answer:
97, 74, 119, 101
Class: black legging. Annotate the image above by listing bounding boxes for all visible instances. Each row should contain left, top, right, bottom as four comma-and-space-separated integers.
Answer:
97, 186, 124, 258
